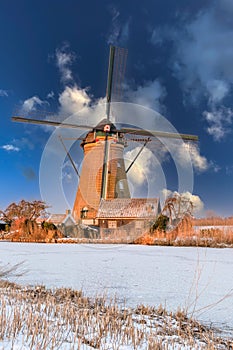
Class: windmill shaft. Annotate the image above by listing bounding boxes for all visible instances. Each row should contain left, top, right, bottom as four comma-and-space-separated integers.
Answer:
100, 135, 110, 199
106, 46, 115, 120
102, 45, 116, 200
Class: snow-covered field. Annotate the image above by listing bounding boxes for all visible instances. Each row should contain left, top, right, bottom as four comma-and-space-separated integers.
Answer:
0, 242, 233, 333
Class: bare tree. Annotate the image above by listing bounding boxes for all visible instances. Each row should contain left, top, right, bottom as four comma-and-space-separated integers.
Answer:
162, 193, 194, 226
0, 200, 48, 225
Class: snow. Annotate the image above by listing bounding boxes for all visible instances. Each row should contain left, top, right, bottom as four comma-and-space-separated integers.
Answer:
0, 242, 233, 332
0, 287, 226, 350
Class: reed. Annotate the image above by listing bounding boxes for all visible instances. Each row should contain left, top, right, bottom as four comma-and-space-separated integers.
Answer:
133, 227, 233, 247
0, 282, 232, 349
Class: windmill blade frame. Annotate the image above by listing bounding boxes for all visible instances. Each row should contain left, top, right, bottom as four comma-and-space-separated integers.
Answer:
116, 126, 198, 142
12, 116, 93, 130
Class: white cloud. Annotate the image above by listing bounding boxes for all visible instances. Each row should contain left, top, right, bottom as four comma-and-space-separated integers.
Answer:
1, 144, 20, 152
0, 89, 8, 97
118, 20, 130, 45
211, 162, 221, 173
107, 6, 130, 45
107, 6, 120, 44
58, 85, 91, 117
171, 5, 233, 102
161, 189, 204, 215
203, 107, 233, 141
150, 1, 233, 141
125, 139, 209, 192
125, 147, 154, 186
57, 79, 167, 127
173, 142, 209, 172
124, 144, 168, 199
18, 96, 54, 134
181, 192, 204, 214
56, 45, 75, 84
22, 96, 48, 113
47, 91, 55, 99
207, 125, 225, 141
125, 80, 167, 113
1, 138, 35, 153
150, 25, 173, 47
12, 137, 34, 150
160, 188, 172, 200
206, 80, 230, 104
189, 146, 209, 172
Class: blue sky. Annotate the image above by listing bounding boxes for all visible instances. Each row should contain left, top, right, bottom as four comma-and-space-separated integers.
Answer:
0, 0, 233, 216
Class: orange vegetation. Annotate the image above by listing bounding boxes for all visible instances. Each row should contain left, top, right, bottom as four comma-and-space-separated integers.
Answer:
9, 219, 63, 243
134, 215, 233, 247
194, 216, 233, 226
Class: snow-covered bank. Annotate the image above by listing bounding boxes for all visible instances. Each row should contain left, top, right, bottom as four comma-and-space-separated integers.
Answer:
0, 243, 233, 332
0, 282, 231, 350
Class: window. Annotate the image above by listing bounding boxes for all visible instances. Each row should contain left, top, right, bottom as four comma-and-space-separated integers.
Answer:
80, 207, 88, 219
119, 180, 124, 191
108, 221, 117, 229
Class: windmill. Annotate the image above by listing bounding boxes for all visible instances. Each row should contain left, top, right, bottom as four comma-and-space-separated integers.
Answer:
12, 46, 198, 224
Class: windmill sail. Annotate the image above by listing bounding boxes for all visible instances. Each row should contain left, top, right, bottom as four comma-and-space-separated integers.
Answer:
106, 46, 128, 119
111, 47, 128, 103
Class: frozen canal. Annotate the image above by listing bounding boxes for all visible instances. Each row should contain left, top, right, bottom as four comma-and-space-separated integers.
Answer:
0, 242, 233, 333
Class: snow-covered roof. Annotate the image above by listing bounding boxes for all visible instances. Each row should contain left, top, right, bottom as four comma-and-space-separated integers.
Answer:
36, 212, 76, 226
97, 198, 160, 219
47, 213, 76, 226
47, 214, 66, 225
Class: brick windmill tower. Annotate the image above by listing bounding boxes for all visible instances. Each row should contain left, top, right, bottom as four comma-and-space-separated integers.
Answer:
72, 117, 131, 222
12, 46, 198, 224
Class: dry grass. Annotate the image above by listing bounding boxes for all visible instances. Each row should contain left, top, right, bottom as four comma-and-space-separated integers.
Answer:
194, 217, 233, 226
0, 282, 232, 349
133, 227, 233, 248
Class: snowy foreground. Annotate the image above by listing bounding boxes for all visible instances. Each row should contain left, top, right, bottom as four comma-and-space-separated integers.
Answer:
0, 243, 233, 348
0, 282, 231, 350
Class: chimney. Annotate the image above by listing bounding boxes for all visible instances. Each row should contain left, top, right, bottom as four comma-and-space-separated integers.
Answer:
66, 209, 71, 216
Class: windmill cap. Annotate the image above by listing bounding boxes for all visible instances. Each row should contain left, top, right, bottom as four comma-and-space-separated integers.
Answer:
94, 118, 117, 132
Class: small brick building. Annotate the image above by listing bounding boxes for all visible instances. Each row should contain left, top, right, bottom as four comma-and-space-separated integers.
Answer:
96, 198, 160, 240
